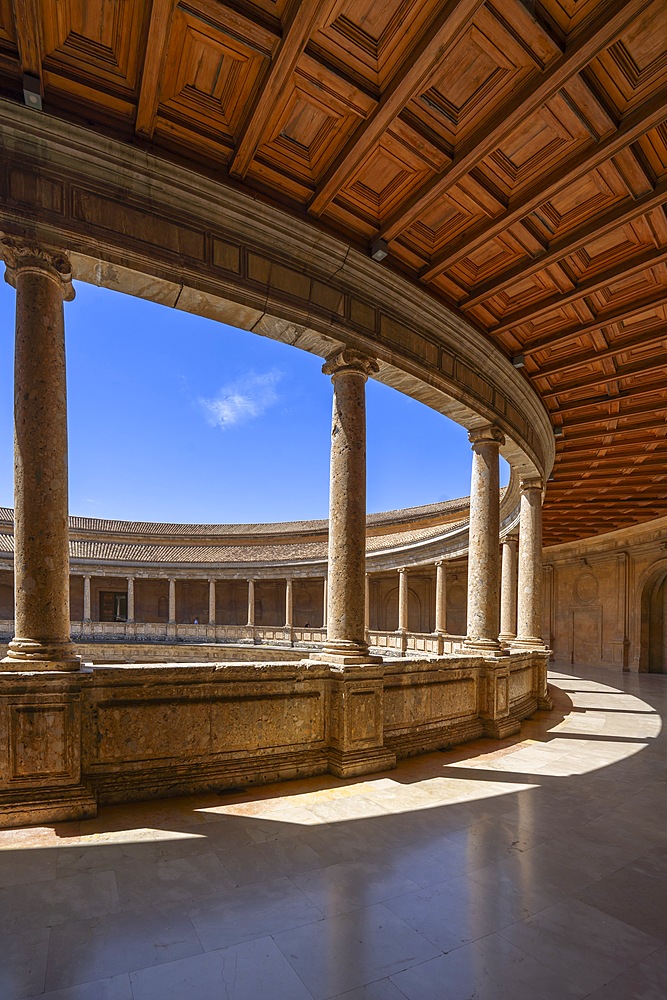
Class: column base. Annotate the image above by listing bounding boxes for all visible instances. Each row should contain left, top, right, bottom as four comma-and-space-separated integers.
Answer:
1, 637, 81, 672
510, 637, 548, 651
0, 784, 97, 829
498, 632, 516, 643
314, 639, 382, 665
328, 746, 396, 778
462, 637, 508, 657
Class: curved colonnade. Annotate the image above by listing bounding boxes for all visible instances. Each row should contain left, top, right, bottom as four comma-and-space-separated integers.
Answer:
0, 105, 554, 824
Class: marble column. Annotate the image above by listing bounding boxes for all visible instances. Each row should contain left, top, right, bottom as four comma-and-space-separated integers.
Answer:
208, 579, 216, 626
285, 578, 293, 628
499, 536, 518, 643
397, 568, 408, 633
168, 578, 176, 624
83, 575, 91, 623
1, 239, 79, 670
320, 349, 380, 664
513, 478, 546, 649
434, 560, 447, 634
464, 425, 505, 654
126, 577, 135, 623
247, 579, 255, 627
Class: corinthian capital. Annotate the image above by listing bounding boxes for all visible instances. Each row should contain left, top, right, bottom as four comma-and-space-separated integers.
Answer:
468, 424, 505, 448
322, 348, 379, 381
1, 238, 75, 301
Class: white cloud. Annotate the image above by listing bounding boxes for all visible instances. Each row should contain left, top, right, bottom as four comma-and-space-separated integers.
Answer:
200, 370, 282, 430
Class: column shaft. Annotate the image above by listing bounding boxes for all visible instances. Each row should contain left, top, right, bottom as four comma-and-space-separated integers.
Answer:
168, 579, 176, 624
1, 240, 78, 670
208, 579, 216, 626
322, 576, 327, 628
285, 578, 293, 628
126, 577, 135, 623
83, 575, 91, 622
397, 568, 408, 632
464, 426, 504, 653
320, 350, 380, 664
513, 479, 545, 648
247, 580, 255, 627
365, 573, 370, 631
434, 561, 447, 634
499, 537, 518, 642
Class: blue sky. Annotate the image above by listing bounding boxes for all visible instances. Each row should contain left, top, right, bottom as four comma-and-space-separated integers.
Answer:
0, 274, 507, 524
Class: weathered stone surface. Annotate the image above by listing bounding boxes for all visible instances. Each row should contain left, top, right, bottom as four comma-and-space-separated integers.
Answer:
464, 426, 504, 654
1, 240, 78, 671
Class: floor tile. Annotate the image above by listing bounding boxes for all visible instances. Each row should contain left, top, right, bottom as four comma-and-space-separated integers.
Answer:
0, 870, 119, 933
188, 875, 323, 951
44, 903, 202, 991
25, 974, 133, 1000
499, 896, 663, 993
114, 851, 236, 909
0, 927, 49, 1000
273, 902, 441, 999
390, 932, 586, 1000
385, 873, 529, 952
291, 856, 421, 916
129, 936, 313, 1000
584, 943, 667, 999
576, 864, 667, 942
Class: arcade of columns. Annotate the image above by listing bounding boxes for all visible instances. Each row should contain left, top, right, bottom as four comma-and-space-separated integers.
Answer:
0, 238, 546, 673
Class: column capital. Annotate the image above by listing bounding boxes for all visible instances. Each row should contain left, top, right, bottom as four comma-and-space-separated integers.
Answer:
468, 424, 505, 448
519, 476, 544, 495
322, 349, 379, 381
435, 559, 446, 568
501, 534, 519, 548
1, 238, 75, 301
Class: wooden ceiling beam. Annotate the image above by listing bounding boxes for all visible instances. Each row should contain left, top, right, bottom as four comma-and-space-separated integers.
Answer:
554, 406, 667, 429
229, 0, 334, 180
136, 0, 177, 138
563, 423, 667, 442
488, 246, 667, 334
418, 88, 667, 282
307, 0, 486, 217
461, 181, 667, 308
529, 329, 667, 379
522, 287, 667, 354
381, 0, 653, 244
11, 0, 42, 82
553, 394, 667, 419
543, 373, 667, 404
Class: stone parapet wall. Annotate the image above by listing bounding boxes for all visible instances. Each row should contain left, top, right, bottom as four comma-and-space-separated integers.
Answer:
0, 651, 549, 827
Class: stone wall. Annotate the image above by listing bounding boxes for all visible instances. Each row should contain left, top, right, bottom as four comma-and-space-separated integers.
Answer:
544, 514, 667, 672
0, 651, 549, 827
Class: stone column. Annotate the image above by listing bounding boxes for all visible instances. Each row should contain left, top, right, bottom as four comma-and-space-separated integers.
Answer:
397, 568, 408, 633
499, 537, 518, 643
365, 573, 370, 632
1, 239, 79, 670
83, 575, 91, 623
513, 478, 546, 649
320, 349, 380, 664
247, 579, 255, 627
434, 560, 447, 634
464, 425, 505, 654
208, 579, 216, 626
322, 576, 327, 628
126, 577, 135, 623
168, 578, 176, 624
285, 578, 293, 628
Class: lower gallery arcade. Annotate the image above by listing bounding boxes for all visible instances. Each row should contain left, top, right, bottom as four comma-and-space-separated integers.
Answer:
0, 238, 555, 827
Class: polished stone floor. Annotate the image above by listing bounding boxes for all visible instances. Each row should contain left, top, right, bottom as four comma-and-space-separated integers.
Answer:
2, 662, 666, 999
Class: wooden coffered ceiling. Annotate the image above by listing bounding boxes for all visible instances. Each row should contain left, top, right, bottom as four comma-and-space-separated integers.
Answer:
1, 0, 666, 545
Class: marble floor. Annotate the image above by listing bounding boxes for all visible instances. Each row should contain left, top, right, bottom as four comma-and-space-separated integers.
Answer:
2, 662, 667, 1000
